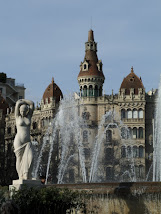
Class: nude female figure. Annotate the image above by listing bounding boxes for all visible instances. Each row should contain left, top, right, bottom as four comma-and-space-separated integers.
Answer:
14, 99, 34, 180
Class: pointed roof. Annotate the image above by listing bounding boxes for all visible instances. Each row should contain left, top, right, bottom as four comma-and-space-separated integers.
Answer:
88, 29, 94, 41
120, 67, 144, 95
43, 78, 63, 103
78, 30, 105, 78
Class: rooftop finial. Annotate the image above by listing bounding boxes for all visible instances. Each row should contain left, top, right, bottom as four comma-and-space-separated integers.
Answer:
90, 16, 93, 30
88, 29, 94, 42
131, 66, 134, 73
52, 77, 54, 84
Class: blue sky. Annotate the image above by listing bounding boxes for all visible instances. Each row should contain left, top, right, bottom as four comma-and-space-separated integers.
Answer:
0, 0, 161, 103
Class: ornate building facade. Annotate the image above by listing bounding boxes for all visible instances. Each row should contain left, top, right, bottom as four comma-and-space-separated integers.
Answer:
0, 29, 156, 185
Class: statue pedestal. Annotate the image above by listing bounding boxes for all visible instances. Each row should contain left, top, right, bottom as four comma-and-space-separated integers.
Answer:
9, 179, 42, 195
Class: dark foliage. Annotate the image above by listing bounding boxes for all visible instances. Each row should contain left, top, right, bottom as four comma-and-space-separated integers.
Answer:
11, 186, 84, 214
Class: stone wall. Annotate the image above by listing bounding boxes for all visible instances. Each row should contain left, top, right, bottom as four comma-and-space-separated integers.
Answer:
50, 182, 161, 214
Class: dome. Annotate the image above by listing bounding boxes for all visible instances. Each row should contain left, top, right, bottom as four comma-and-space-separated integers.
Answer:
43, 78, 63, 104
120, 67, 144, 95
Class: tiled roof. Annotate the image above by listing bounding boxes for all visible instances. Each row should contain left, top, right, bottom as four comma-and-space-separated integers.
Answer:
120, 67, 144, 95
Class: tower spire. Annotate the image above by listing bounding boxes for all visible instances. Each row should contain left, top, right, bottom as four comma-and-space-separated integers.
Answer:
77, 30, 105, 98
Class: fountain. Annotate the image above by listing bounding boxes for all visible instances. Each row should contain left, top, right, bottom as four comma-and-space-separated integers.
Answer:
153, 76, 161, 181
34, 94, 138, 184
9, 90, 161, 213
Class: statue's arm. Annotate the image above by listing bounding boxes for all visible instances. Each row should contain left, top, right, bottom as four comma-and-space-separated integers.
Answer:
15, 100, 25, 117
22, 99, 35, 116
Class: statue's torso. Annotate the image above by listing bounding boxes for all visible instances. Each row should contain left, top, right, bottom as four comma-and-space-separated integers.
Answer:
14, 116, 31, 148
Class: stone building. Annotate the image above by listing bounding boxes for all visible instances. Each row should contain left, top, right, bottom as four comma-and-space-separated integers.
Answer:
0, 73, 25, 107
1, 29, 156, 185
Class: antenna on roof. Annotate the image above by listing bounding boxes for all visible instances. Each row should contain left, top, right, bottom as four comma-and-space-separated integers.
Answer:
90, 16, 93, 29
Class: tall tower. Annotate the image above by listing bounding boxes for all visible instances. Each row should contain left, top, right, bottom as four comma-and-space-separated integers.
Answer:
77, 30, 105, 97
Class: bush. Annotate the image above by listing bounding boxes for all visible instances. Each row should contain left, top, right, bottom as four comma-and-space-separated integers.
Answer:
0, 186, 9, 208
11, 186, 85, 214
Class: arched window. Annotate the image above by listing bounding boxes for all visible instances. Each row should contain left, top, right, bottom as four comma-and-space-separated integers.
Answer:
133, 109, 138, 118
138, 109, 143, 119
132, 127, 137, 139
133, 146, 138, 158
106, 130, 112, 142
33, 122, 37, 130
127, 109, 132, 119
121, 146, 126, 158
139, 146, 144, 158
121, 109, 126, 119
89, 85, 93, 97
106, 167, 113, 181
83, 130, 88, 142
121, 127, 127, 139
139, 127, 143, 139
127, 146, 132, 158
83, 85, 87, 97
84, 64, 86, 70
105, 148, 114, 161
94, 85, 98, 97
99, 86, 102, 96
127, 127, 132, 139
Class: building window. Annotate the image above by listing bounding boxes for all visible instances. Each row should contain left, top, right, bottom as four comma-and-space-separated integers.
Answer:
121, 109, 126, 119
89, 85, 93, 97
127, 127, 132, 139
83, 86, 87, 97
19, 96, 23, 99
121, 127, 128, 139
133, 146, 138, 158
94, 85, 98, 97
139, 146, 144, 158
139, 127, 143, 139
105, 148, 113, 161
132, 127, 137, 139
84, 64, 87, 70
133, 109, 138, 118
121, 146, 126, 158
83, 130, 88, 142
127, 146, 132, 158
138, 109, 143, 118
127, 109, 132, 119
106, 130, 112, 142
99, 86, 102, 96
33, 122, 37, 130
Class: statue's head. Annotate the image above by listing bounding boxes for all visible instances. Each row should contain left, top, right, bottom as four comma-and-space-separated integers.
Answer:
20, 104, 28, 117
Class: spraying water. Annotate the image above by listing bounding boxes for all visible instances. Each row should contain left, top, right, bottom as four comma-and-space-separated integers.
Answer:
153, 76, 161, 181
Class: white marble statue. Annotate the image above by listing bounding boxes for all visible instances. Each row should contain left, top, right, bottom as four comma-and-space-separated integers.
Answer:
14, 99, 34, 180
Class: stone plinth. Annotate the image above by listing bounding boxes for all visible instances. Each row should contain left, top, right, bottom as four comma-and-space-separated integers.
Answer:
9, 179, 42, 194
